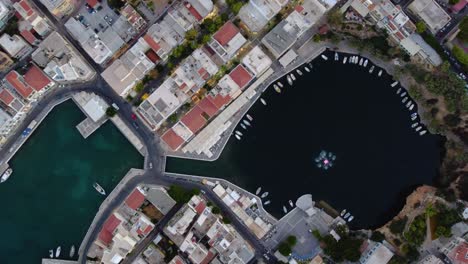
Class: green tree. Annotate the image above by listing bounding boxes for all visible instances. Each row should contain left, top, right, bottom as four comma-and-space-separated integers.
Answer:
167, 185, 199, 203
403, 215, 426, 246
458, 17, 468, 43
389, 216, 408, 234
313, 34, 321, 42
435, 226, 451, 237
185, 29, 199, 41
278, 242, 292, 256
287, 235, 297, 246
134, 82, 144, 92
416, 21, 427, 33
230, 2, 244, 14
107, 0, 125, 9
105, 107, 117, 117
370, 231, 385, 242
211, 206, 221, 214
449, 0, 460, 5
452, 46, 468, 65
425, 204, 437, 217
3, 16, 19, 36
327, 9, 343, 26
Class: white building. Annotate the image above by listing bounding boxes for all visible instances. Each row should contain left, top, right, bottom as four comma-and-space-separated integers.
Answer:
0, 34, 32, 58
238, 0, 288, 32
241, 46, 272, 76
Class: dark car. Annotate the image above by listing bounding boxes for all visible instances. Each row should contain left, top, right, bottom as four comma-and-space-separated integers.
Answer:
132, 122, 139, 129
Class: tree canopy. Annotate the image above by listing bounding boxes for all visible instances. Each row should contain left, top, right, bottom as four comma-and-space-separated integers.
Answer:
452, 46, 468, 65
416, 21, 427, 33
457, 17, 468, 43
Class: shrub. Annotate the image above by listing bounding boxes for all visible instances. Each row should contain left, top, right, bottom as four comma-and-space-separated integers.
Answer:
389, 216, 408, 234
370, 231, 385, 242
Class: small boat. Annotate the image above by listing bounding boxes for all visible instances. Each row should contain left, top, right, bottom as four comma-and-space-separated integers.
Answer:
363, 59, 368, 67
334, 52, 339, 61
93, 182, 106, 195
240, 123, 247, 130
287, 75, 293, 85
348, 216, 354, 222
283, 206, 288, 213
235, 130, 243, 136
289, 200, 294, 207
340, 209, 347, 216
256, 187, 262, 195
296, 69, 303, 76
264, 200, 270, 205
70, 245, 75, 258
243, 120, 251, 126
235, 134, 241, 140
411, 122, 418, 128
344, 212, 350, 219
290, 73, 296, 81
400, 92, 407, 97
321, 54, 328, 60
411, 113, 418, 118
415, 126, 422, 132
402, 97, 408, 103
277, 82, 283, 88
56, 246, 61, 258
49, 249, 54, 258
0, 168, 12, 183
396, 88, 402, 94
260, 98, 267, 105
369, 65, 374, 73
409, 104, 414, 110
343, 57, 347, 64
273, 85, 281, 93
419, 130, 427, 136
378, 70, 383, 76
391, 81, 398, 87
304, 66, 310, 72
406, 101, 412, 108
359, 58, 363, 66
246, 114, 253, 121
261, 192, 269, 198
411, 113, 418, 121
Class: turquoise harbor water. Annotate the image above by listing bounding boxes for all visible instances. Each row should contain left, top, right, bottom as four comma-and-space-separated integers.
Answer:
0, 100, 143, 264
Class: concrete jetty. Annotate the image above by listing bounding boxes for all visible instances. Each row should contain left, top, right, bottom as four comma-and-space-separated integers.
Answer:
72, 92, 109, 139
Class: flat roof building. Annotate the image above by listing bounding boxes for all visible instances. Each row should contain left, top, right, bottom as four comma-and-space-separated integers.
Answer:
0, 51, 13, 72
241, 46, 273, 76
359, 241, 394, 264
0, 33, 32, 59
208, 21, 247, 62
408, 0, 451, 33
39, 0, 74, 18
238, 0, 288, 32
13, 0, 52, 37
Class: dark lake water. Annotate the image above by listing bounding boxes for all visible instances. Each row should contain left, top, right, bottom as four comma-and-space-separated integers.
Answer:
0, 100, 143, 264
166, 52, 443, 229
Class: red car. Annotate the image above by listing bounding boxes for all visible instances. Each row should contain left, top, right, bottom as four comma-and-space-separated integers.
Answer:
131, 113, 137, 120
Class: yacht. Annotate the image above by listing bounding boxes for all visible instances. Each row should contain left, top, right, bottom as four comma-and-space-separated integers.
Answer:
369, 65, 374, 73
290, 73, 296, 81
391, 81, 398, 87
256, 187, 262, 195
400, 91, 407, 97
343, 57, 347, 64
304, 66, 310, 72
93, 182, 106, 195
0, 168, 12, 183
411, 122, 418, 128
359, 58, 363, 66
348, 216, 354, 222
235, 130, 243, 136
56, 246, 61, 258
296, 69, 303, 76
49, 249, 54, 258
277, 82, 283, 88
260, 98, 267, 105
261, 192, 269, 198
283, 206, 288, 213
334, 52, 339, 61
419, 130, 427, 136
264, 200, 270, 205
240, 123, 247, 130
273, 84, 281, 93
243, 120, 251, 126
363, 59, 368, 67
70, 245, 75, 258
409, 104, 415, 110
344, 212, 351, 219
415, 126, 422, 132
378, 70, 383, 76
246, 114, 253, 121
396, 88, 402, 94
402, 97, 408, 103
321, 54, 328, 60
289, 200, 294, 207
406, 101, 412, 108
287, 75, 293, 85
340, 209, 347, 216
235, 134, 241, 140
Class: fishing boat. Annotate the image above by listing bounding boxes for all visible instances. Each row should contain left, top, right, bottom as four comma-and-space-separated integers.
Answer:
419, 130, 427, 136
235, 130, 243, 136
415, 126, 422, 132
261, 192, 269, 198
344, 212, 350, 219
396, 88, 402, 94
296, 69, 303, 76
402, 97, 408, 103
391, 81, 398, 87
400, 92, 407, 97
273, 85, 281, 93
246, 114, 253, 121
70, 245, 75, 258
287, 75, 293, 85
277, 82, 283, 88
235, 134, 241, 140
256, 187, 261, 195
411, 122, 419, 128
359, 58, 363, 66
340, 209, 347, 216
264, 200, 270, 205
93, 182, 106, 195
348, 216, 354, 222
260, 98, 267, 105
49, 250, 54, 258
304, 66, 310, 72
242, 120, 251, 126
378, 70, 383, 76
240, 123, 247, 130
363, 59, 368, 67
0, 168, 12, 183
409, 104, 415, 110
321, 54, 328, 60
283, 206, 288, 213
369, 65, 374, 73
56, 246, 61, 258
290, 73, 296, 81
289, 200, 294, 207
334, 52, 339, 61
343, 57, 347, 64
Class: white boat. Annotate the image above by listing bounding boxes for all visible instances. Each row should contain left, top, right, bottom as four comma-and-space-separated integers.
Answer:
359, 58, 363, 66
235, 134, 241, 140
411, 113, 418, 121
260, 98, 267, 105
256, 187, 261, 195
93, 182, 106, 195
419, 130, 427, 136
363, 59, 368, 67
290, 73, 296, 81
406, 101, 412, 108
0, 168, 12, 183
415, 126, 422, 132
49, 249, 54, 258
344, 212, 350, 219
235, 130, 243, 136
343, 57, 347, 64
56, 246, 61, 258
289, 200, 294, 207
304, 66, 310, 72
242, 120, 251, 126
378, 70, 383, 76
391, 81, 398, 87
273, 85, 281, 93
411, 122, 418, 128
264, 200, 270, 205
400, 92, 407, 97
240, 123, 247, 130
369, 65, 374, 73
283, 206, 288, 213
261, 192, 269, 198
348, 216, 354, 222
340, 209, 347, 216
409, 104, 415, 110
396, 88, 402, 94
321, 54, 328, 60
353, 56, 357, 64
277, 82, 283, 88
402, 97, 408, 103
334, 52, 339, 61
296, 69, 303, 76
287, 75, 293, 85
246, 114, 253, 121
70, 245, 75, 258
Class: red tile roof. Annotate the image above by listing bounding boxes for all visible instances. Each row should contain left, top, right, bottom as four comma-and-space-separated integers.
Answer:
207, 94, 231, 109
143, 35, 161, 52
229, 65, 253, 90
5, 71, 33, 98
0, 89, 15, 105
452, 0, 467, 13
201, 251, 216, 264
18, 0, 34, 17
125, 188, 145, 210
162, 129, 185, 151
295, 5, 304, 13
137, 224, 153, 236
198, 97, 219, 118
86, 0, 98, 8
98, 214, 121, 245
145, 49, 160, 63
194, 201, 206, 214
24, 64, 51, 91
454, 243, 468, 263
20, 30, 37, 45
185, 2, 203, 21
180, 105, 207, 133
213, 21, 240, 46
